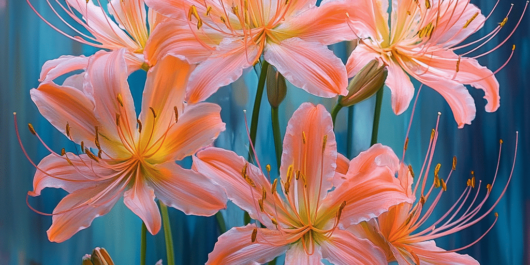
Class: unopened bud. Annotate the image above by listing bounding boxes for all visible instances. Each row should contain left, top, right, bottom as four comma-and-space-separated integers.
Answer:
266, 66, 287, 108
82, 247, 114, 265
340, 60, 387, 107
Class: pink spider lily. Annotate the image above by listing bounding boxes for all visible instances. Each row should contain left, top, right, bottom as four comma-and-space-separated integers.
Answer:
346, 0, 528, 128
29, 0, 170, 83
143, 0, 379, 103
18, 50, 227, 243
348, 114, 518, 264
192, 103, 413, 264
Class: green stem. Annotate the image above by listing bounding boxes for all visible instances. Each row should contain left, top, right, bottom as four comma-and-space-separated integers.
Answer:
271, 107, 282, 169
371, 88, 384, 146
141, 222, 147, 265
247, 60, 270, 162
269, 258, 278, 265
346, 106, 355, 159
215, 212, 227, 234
159, 202, 175, 265
330, 101, 343, 127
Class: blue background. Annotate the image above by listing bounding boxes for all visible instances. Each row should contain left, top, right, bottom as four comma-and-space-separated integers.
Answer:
0, 0, 528, 264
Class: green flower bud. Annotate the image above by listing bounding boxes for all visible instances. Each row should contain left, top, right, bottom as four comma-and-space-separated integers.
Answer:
266, 66, 287, 108
340, 60, 387, 107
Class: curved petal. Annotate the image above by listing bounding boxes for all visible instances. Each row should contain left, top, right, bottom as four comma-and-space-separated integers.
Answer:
147, 162, 227, 216
430, 2, 486, 48
147, 102, 225, 163
39, 55, 89, 83
277, 1, 356, 45
30, 82, 97, 146
285, 242, 323, 265
321, 166, 412, 227
186, 39, 258, 103
30, 153, 116, 197
144, 0, 187, 19
386, 59, 415, 115
346, 44, 380, 78
280, 103, 337, 215
333, 153, 350, 187
86, 49, 136, 156
138, 55, 193, 151
47, 178, 125, 242
320, 229, 387, 265
144, 19, 214, 66
400, 241, 479, 265
107, 0, 148, 44
207, 224, 290, 265
193, 147, 290, 227
265, 38, 348, 97
347, 220, 395, 261
123, 171, 161, 235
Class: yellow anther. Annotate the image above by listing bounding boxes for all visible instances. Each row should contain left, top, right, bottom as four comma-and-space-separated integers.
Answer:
61, 148, 66, 156
499, 17, 508, 27
245, 175, 256, 187
116, 113, 121, 127
242, 163, 248, 177
295, 170, 300, 180
251, 228, 258, 242
258, 199, 264, 212
434, 163, 441, 178
420, 196, 426, 205
322, 135, 328, 152
232, 6, 239, 15
189, 5, 199, 21
65, 156, 74, 166
271, 179, 278, 194
434, 177, 441, 188
471, 176, 476, 188
286, 165, 293, 180
452, 156, 457, 170
137, 119, 143, 133
85, 148, 99, 162
66, 122, 71, 137
266, 164, 271, 173
430, 129, 435, 140
206, 6, 212, 16
494, 212, 499, 218
271, 217, 278, 226
464, 12, 479, 28
486, 183, 492, 193
28, 123, 36, 135
197, 19, 203, 30
149, 107, 157, 119
98, 149, 102, 159
512, 45, 516, 51
500, 139, 504, 144
467, 178, 471, 187
81, 141, 85, 152
407, 10, 411, 15
456, 56, 461, 73
94, 126, 100, 149
220, 15, 227, 24
174, 106, 179, 123
404, 137, 409, 151
300, 172, 307, 187
336, 201, 346, 221
408, 165, 415, 178
116, 93, 124, 107
425, 0, 431, 8
262, 187, 267, 200
302, 131, 306, 144
441, 178, 447, 191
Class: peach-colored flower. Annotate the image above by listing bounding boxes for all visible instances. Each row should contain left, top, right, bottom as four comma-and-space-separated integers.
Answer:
30, 0, 169, 83
193, 103, 413, 264
144, 0, 377, 103
25, 50, 227, 242
348, 121, 518, 264
346, 0, 526, 128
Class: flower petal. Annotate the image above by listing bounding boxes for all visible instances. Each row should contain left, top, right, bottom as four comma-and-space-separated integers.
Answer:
144, 19, 214, 66
30, 153, 115, 197
346, 44, 379, 78
107, 0, 148, 44
207, 224, 290, 265
430, 2, 485, 48
30, 82, 97, 146
147, 162, 227, 216
333, 153, 350, 187
144, 0, 187, 19
400, 241, 479, 265
280, 103, 337, 214
186, 39, 258, 103
285, 242, 323, 265
265, 38, 348, 97
320, 229, 387, 265
193, 147, 291, 227
124, 171, 161, 235
385, 59, 415, 115
47, 178, 125, 242
39, 55, 89, 83
322, 166, 412, 227
148, 102, 225, 163
138, 55, 193, 151
86, 49, 136, 156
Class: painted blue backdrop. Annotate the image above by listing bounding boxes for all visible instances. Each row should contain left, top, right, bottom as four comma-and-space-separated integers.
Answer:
0, 0, 528, 264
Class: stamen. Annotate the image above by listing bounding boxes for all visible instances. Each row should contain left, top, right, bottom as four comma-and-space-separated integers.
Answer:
85, 148, 99, 162
116, 113, 121, 127
81, 141, 85, 152
174, 106, 179, 123
137, 119, 143, 133
455, 56, 461, 73
66, 122, 71, 138
262, 187, 267, 200
206, 6, 212, 16
302, 131, 306, 144
61, 148, 66, 156
499, 17, 508, 27
463, 12, 479, 28
441, 178, 447, 191
271, 179, 278, 194
266, 164, 271, 173
404, 137, 409, 151
322, 135, 328, 152
486, 184, 492, 193
408, 165, 415, 178
94, 126, 100, 149
117, 93, 124, 107
258, 199, 264, 212
424, 0, 430, 9
251, 228, 258, 242
98, 149, 102, 159
149, 107, 157, 119
28, 123, 37, 135
452, 156, 457, 170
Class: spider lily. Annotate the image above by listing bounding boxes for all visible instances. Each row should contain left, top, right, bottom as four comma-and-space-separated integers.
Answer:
348, 116, 518, 264
193, 103, 413, 264
19, 51, 227, 242
144, 0, 378, 103
29, 0, 171, 83
346, 0, 527, 128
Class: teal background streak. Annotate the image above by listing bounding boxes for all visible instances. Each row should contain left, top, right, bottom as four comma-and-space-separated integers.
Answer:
0, 0, 528, 264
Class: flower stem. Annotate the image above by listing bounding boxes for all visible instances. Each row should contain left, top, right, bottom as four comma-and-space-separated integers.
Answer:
215, 212, 227, 234
141, 222, 147, 265
271, 106, 282, 169
248, 60, 270, 162
159, 202, 175, 265
346, 106, 355, 158
371, 88, 384, 146
331, 100, 343, 127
